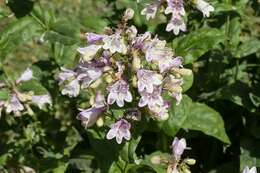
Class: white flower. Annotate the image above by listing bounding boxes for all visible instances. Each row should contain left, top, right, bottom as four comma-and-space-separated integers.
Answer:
194, 0, 214, 17
77, 45, 102, 61
171, 137, 187, 159
16, 68, 33, 83
61, 79, 80, 97
77, 107, 104, 128
31, 94, 52, 109
137, 69, 162, 93
141, 1, 160, 20
103, 34, 127, 54
138, 87, 164, 109
107, 80, 132, 107
243, 166, 257, 173
5, 94, 24, 114
166, 16, 186, 35
165, 0, 185, 16
106, 119, 131, 144
124, 8, 135, 20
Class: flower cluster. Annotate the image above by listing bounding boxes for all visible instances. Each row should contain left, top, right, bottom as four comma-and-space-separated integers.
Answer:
150, 137, 195, 173
140, 0, 214, 35
58, 9, 191, 144
0, 68, 51, 117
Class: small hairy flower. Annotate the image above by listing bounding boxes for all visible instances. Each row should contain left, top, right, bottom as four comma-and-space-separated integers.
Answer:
137, 69, 162, 93
107, 80, 133, 107
171, 137, 187, 159
58, 67, 77, 84
141, 1, 160, 20
138, 87, 164, 109
61, 79, 80, 97
165, 0, 185, 16
194, 0, 214, 17
77, 45, 103, 61
31, 94, 52, 109
16, 68, 33, 83
243, 166, 257, 173
166, 16, 186, 35
123, 8, 135, 20
5, 94, 24, 114
103, 33, 127, 54
106, 119, 131, 144
86, 33, 104, 44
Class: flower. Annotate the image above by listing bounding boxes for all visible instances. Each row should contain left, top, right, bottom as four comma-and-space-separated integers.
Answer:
58, 67, 76, 84
138, 87, 164, 109
243, 166, 257, 173
149, 102, 169, 120
31, 94, 52, 109
107, 80, 132, 107
166, 16, 186, 35
194, 0, 214, 18
5, 94, 24, 114
141, 1, 160, 20
123, 8, 135, 20
77, 107, 105, 128
103, 33, 127, 54
165, 0, 185, 16
158, 56, 183, 73
106, 119, 131, 144
137, 69, 162, 93
61, 79, 80, 97
144, 38, 167, 62
16, 68, 33, 83
77, 45, 102, 61
171, 137, 187, 159
86, 33, 104, 44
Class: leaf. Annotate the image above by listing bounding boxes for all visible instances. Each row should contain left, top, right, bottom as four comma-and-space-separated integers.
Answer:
182, 72, 194, 92
7, 0, 34, 18
18, 80, 48, 95
0, 16, 42, 61
0, 88, 10, 101
172, 28, 225, 64
45, 20, 80, 45
234, 39, 260, 58
182, 101, 231, 144
163, 95, 230, 144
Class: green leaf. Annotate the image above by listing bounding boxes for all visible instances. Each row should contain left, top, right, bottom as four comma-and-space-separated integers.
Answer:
182, 72, 194, 92
172, 28, 225, 64
18, 80, 48, 95
182, 101, 231, 144
234, 39, 260, 58
0, 16, 42, 61
45, 20, 80, 45
0, 88, 10, 101
164, 95, 230, 144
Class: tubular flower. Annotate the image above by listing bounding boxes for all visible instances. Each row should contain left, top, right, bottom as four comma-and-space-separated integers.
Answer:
57, 8, 191, 144
106, 119, 131, 144
5, 94, 24, 115
139, 0, 214, 34
243, 166, 257, 173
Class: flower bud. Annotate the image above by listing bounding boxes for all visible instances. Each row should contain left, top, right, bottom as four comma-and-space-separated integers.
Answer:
172, 68, 192, 76
151, 155, 162, 165
96, 117, 104, 127
124, 8, 135, 20
132, 55, 141, 72
17, 92, 33, 102
184, 158, 196, 165
132, 75, 137, 87
182, 168, 191, 173
105, 74, 113, 84
90, 78, 102, 89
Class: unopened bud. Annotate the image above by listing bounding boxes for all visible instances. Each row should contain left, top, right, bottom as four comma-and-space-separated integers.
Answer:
96, 117, 104, 127
90, 78, 102, 88
17, 92, 33, 102
184, 158, 196, 165
105, 74, 113, 84
172, 68, 192, 76
132, 56, 141, 71
151, 155, 161, 165
132, 75, 137, 87
182, 168, 191, 173
123, 8, 135, 20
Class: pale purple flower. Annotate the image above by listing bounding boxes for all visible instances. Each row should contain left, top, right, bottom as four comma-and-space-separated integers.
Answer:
86, 33, 104, 44
138, 87, 164, 109
77, 45, 102, 61
61, 79, 80, 97
166, 16, 186, 35
194, 0, 214, 17
103, 33, 127, 54
92, 91, 106, 108
172, 137, 187, 159
132, 31, 151, 50
165, 0, 185, 16
172, 92, 183, 105
149, 102, 170, 120
77, 107, 105, 128
141, 1, 160, 20
107, 80, 132, 107
123, 8, 135, 20
5, 94, 24, 114
58, 67, 76, 84
106, 119, 131, 144
77, 62, 105, 88
243, 166, 257, 173
31, 94, 52, 109
16, 68, 33, 83
158, 56, 183, 73
126, 25, 138, 39
144, 38, 168, 62
137, 69, 162, 93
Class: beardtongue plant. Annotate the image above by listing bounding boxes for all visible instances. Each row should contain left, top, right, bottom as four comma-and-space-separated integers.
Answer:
139, 0, 214, 35
57, 8, 192, 145
0, 68, 51, 117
